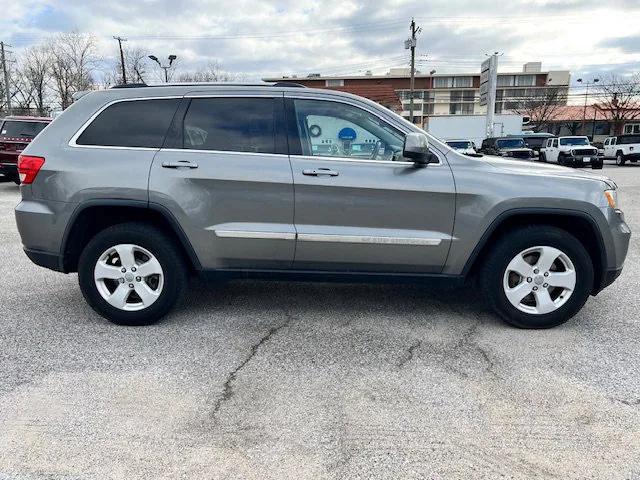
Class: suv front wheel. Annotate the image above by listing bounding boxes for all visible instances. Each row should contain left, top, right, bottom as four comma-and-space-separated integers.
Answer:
480, 226, 594, 328
78, 223, 188, 325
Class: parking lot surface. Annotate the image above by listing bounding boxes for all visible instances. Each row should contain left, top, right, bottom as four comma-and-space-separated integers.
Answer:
0, 162, 639, 479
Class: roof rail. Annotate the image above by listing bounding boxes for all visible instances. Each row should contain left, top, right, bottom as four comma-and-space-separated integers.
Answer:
111, 83, 148, 89
273, 82, 307, 88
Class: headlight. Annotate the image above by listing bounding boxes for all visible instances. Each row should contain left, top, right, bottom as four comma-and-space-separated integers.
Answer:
604, 189, 619, 209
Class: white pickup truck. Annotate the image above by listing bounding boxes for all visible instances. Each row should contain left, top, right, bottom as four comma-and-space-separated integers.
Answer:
539, 136, 602, 169
603, 134, 640, 166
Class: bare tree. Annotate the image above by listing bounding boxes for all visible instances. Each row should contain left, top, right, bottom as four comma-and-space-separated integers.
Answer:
106, 46, 149, 86
177, 61, 245, 83
19, 45, 51, 115
49, 32, 97, 109
595, 74, 640, 134
512, 87, 565, 132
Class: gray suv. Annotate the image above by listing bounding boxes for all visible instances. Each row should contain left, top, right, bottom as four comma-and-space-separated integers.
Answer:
15, 84, 631, 328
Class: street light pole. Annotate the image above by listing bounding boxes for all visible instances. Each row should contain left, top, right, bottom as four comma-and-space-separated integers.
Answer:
148, 54, 177, 83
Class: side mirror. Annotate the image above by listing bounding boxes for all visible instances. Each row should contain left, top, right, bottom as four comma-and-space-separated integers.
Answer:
403, 132, 436, 165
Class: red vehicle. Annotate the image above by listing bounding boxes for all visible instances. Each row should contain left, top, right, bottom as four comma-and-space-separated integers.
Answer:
0, 116, 52, 184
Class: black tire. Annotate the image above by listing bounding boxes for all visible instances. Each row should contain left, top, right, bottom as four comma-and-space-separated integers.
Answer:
616, 153, 626, 166
480, 226, 594, 329
9, 174, 20, 185
539, 152, 547, 163
78, 222, 189, 326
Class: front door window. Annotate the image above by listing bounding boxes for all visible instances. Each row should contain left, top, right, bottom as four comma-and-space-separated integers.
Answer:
292, 99, 406, 162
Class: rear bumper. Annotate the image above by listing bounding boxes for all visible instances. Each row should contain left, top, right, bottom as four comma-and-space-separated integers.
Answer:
0, 162, 17, 176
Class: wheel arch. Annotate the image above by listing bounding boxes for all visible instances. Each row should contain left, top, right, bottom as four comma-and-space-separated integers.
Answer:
462, 209, 607, 294
60, 200, 201, 273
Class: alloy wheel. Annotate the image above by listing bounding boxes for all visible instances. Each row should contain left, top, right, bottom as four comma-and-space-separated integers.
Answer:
94, 244, 164, 311
502, 246, 576, 315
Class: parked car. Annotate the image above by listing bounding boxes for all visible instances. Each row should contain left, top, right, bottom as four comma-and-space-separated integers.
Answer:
445, 139, 478, 156
512, 132, 555, 156
0, 116, 52, 184
591, 141, 605, 157
603, 134, 640, 166
539, 136, 602, 169
15, 84, 630, 329
479, 137, 534, 159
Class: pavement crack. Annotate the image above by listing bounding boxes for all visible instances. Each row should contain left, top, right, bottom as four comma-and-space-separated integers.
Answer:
609, 396, 640, 407
211, 312, 293, 421
396, 340, 422, 368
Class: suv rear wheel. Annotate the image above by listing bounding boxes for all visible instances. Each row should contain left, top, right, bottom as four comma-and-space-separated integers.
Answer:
480, 226, 593, 328
78, 223, 188, 325
616, 152, 626, 166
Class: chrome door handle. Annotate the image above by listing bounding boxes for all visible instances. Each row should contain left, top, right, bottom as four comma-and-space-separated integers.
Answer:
162, 161, 199, 169
302, 168, 339, 176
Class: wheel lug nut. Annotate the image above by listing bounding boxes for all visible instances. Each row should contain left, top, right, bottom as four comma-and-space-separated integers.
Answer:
543, 283, 548, 288
136, 276, 141, 282
534, 269, 539, 274
129, 283, 134, 288
121, 268, 126, 273
131, 267, 137, 272
544, 272, 549, 277
527, 277, 532, 283
119, 278, 125, 283
533, 286, 538, 291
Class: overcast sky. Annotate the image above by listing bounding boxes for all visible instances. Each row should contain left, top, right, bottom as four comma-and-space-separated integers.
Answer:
1, 0, 639, 85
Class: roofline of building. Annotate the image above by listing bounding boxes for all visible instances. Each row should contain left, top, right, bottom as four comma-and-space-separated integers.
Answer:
263, 70, 568, 82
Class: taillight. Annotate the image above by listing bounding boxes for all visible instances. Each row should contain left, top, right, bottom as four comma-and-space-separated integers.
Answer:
17, 155, 45, 184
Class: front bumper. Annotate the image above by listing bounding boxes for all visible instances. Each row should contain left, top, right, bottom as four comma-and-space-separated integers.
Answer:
562, 155, 603, 167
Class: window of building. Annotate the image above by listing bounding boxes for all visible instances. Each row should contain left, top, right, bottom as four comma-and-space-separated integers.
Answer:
497, 75, 515, 87
516, 75, 536, 87
449, 103, 474, 115
325, 79, 344, 87
292, 99, 406, 161
182, 97, 276, 153
433, 77, 452, 88
76, 99, 180, 148
453, 76, 473, 88
624, 123, 640, 134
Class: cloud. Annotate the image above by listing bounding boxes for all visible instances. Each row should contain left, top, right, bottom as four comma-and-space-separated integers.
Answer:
599, 35, 640, 54
0, 0, 639, 83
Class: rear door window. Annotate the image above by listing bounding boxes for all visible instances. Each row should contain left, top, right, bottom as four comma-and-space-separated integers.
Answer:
76, 98, 180, 148
182, 97, 276, 153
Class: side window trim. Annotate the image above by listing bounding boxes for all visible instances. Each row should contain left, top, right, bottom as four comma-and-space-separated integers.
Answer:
69, 96, 183, 150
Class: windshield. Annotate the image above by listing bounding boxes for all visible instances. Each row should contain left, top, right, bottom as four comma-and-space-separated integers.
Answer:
0, 120, 48, 139
496, 138, 525, 149
446, 141, 472, 149
559, 137, 589, 146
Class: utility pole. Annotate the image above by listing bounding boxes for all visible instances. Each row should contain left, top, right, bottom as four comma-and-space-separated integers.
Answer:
113, 36, 128, 84
405, 19, 420, 124
577, 78, 599, 137
1, 41, 12, 116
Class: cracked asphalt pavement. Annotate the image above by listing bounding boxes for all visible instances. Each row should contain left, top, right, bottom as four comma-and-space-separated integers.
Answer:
0, 162, 639, 479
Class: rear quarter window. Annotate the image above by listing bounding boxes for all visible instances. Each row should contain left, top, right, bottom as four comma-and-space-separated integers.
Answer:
76, 98, 180, 148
